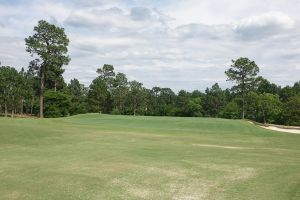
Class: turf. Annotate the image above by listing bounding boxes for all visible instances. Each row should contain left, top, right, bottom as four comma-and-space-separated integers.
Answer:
0, 114, 300, 200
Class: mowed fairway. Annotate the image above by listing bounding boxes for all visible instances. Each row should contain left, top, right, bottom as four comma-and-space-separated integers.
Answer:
1, 114, 300, 200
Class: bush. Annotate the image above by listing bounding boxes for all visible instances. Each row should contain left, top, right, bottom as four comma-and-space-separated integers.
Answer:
111, 108, 122, 115
220, 101, 240, 119
44, 90, 71, 118
282, 95, 300, 126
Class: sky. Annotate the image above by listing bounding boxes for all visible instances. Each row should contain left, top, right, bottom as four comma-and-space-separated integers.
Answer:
0, 0, 300, 91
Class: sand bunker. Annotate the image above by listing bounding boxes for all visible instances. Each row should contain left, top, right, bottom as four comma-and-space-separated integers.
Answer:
260, 126, 300, 134
248, 121, 300, 134
192, 144, 249, 149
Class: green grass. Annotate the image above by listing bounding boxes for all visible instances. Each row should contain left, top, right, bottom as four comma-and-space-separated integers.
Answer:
1, 114, 300, 200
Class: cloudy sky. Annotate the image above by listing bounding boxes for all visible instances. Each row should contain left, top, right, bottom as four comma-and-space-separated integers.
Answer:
0, 0, 300, 91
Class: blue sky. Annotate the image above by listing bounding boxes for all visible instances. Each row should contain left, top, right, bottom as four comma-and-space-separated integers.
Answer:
0, 0, 300, 91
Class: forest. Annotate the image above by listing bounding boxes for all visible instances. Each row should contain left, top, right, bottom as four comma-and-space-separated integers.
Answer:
1, 20, 300, 126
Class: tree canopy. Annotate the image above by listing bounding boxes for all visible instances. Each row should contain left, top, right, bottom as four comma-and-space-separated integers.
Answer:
225, 57, 259, 119
25, 20, 70, 118
0, 20, 300, 126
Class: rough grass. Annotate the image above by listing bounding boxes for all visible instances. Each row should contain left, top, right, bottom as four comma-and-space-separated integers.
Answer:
0, 114, 300, 200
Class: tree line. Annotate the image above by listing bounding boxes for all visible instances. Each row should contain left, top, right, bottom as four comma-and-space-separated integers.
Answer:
0, 20, 299, 126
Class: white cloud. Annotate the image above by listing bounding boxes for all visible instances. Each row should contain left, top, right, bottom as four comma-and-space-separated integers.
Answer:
234, 12, 295, 39
67, 7, 160, 30
0, 36, 30, 68
0, 0, 300, 91
236, 12, 294, 30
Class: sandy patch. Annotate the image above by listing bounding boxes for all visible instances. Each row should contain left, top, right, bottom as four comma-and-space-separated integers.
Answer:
192, 144, 249, 150
260, 126, 300, 134
192, 143, 292, 153
248, 121, 300, 134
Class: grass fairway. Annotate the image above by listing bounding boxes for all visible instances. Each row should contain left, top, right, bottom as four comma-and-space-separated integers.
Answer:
1, 114, 300, 200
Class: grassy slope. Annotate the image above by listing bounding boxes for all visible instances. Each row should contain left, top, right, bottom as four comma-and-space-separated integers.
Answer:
0, 114, 300, 200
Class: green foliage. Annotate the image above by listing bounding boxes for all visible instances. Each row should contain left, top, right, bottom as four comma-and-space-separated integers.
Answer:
128, 81, 146, 116
258, 93, 282, 124
97, 64, 115, 89
25, 20, 70, 68
244, 92, 282, 123
175, 90, 203, 117
159, 88, 177, 116
204, 83, 226, 117
3, 34, 300, 127
220, 100, 240, 119
175, 90, 190, 116
25, 20, 70, 117
111, 73, 128, 113
187, 97, 203, 117
282, 95, 300, 126
279, 86, 295, 102
293, 81, 300, 94
244, 91, 260, 120
67, 79, 88, 115
225, 57, 260, 119
225, 58, 260, 92
0, 66, 25, 116
257, 77, 280, 95
97, 64, 115, 80
44, 90, 71, 118
88, 77, 109, 113
146, 87, 176, 116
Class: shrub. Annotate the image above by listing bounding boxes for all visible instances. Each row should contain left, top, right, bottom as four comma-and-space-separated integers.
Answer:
44, 90, 71, 118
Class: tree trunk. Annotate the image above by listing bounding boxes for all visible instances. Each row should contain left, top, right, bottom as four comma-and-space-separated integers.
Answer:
40, 69, 45, 118
11, 109, 14, 118
4, 103, 7, 117
263, 110, 266, 124
98, 101, 101, 114
242, 96, 245, 120
30, 96, 34, 115
54, 80, 57, 92
134, 98, 137, 116
241, 81, 245, 120
241, 77, 245, 120
20, 98, 24, 115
